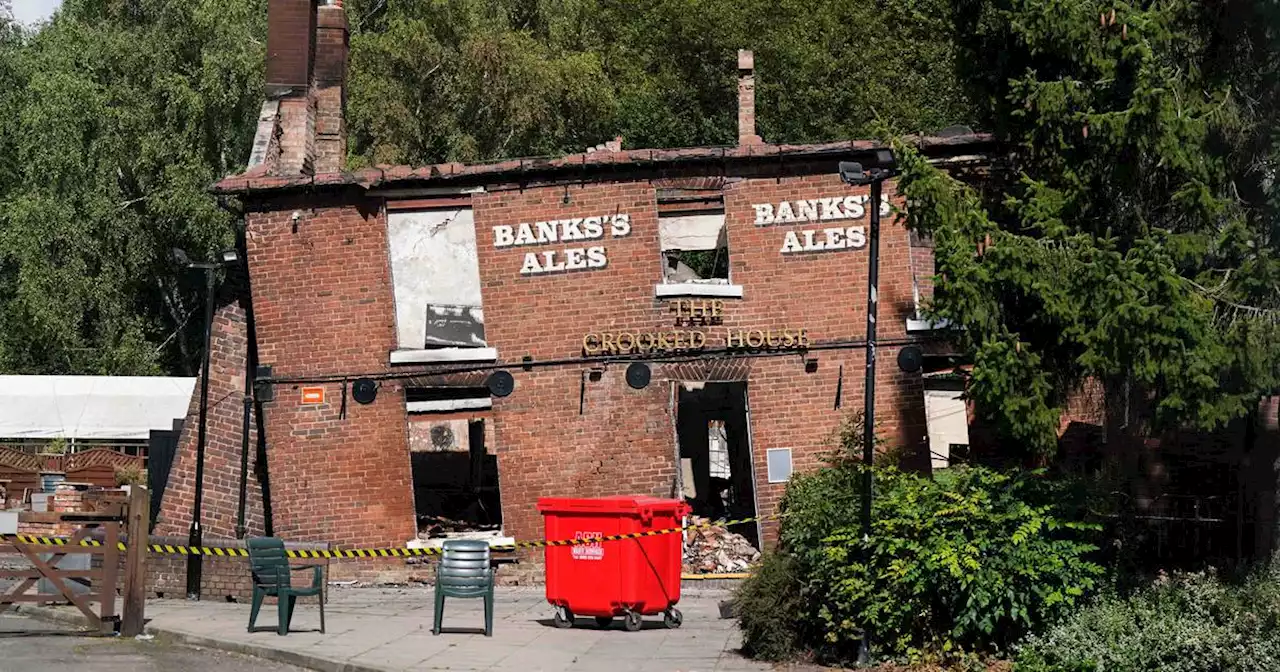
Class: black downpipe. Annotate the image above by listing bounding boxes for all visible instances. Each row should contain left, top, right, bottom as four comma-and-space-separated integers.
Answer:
217, 197, 272, 540
235, 226, 253, 540
186, 268, 215, 600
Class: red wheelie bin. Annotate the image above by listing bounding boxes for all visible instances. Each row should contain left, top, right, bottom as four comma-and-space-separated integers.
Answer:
537, 496, 690, 632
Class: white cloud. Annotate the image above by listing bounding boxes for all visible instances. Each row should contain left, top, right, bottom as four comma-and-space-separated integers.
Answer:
11, 0, 62, 26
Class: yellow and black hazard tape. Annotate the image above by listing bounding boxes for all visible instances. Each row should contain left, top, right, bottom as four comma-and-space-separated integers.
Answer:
1, 514, 775, 559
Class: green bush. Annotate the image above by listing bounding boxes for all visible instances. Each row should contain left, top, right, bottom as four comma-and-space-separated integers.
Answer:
1015, 567, 1280, 672
738, 457, 1103, 664
735, 552, 805, 661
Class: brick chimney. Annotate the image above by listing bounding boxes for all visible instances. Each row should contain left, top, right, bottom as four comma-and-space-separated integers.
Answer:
737, 50, 762, 146
313, 1, 348, 174
259, 0, 348, 176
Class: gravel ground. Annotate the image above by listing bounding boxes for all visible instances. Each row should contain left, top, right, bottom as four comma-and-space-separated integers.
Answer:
0, 615, 309, 672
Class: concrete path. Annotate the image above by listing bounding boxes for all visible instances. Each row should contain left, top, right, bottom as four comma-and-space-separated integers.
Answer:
0, 614, 307, 671
22, 587, 772, 672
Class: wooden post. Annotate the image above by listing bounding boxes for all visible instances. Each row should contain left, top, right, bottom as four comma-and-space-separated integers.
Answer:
100, 519, 120, 634
121, 486, 149, 637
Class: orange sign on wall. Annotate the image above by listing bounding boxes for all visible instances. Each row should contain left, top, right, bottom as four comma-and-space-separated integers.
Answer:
301, 387, 325, 405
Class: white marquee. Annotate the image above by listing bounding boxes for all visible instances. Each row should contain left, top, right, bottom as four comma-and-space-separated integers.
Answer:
0, 376, 196, 440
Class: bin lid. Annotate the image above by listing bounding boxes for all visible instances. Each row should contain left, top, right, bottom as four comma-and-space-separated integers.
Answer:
536, 495, 688, 516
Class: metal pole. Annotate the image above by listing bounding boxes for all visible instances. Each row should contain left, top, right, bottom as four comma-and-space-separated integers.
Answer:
857, 177, 883, 667
186, 268, 215, 600
862, 178, 881, 535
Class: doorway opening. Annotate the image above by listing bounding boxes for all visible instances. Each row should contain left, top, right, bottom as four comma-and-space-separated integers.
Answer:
676, 381, 759, 550
406, 399, 503, 541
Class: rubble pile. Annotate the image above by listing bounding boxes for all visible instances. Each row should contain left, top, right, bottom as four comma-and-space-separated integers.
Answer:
416, 515, 499, 539
682, 516, 760, 574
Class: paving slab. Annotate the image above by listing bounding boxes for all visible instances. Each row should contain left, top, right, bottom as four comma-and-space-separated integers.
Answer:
19, 586, 772, 672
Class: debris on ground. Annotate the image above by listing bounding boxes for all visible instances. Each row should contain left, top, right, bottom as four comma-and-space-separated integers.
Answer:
416, 515, 499, 539
682, 516, 760, 574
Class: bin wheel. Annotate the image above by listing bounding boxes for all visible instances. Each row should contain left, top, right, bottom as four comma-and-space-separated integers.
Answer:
594, 616, 613, 629
663, 608, 683, 629
553, 606, 574, 629
623, 611, 643, 632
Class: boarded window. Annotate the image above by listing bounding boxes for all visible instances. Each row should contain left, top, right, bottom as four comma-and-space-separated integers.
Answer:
658, 212, 729, 284
387, 208, 485, 349
924, 389, 970, 470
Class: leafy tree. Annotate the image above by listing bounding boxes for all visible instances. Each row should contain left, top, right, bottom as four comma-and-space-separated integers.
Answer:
893, 0, 1280, 455
345, 0, 617, 167
345, 0, 976, 166
0, 0, 265, 375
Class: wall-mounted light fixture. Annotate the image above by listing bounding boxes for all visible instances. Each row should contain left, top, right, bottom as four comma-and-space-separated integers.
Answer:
486, 370, 515, 397
625, 362, 652, 389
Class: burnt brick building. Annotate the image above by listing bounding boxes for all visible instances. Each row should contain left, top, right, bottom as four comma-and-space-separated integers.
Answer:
153, 0, 996, 583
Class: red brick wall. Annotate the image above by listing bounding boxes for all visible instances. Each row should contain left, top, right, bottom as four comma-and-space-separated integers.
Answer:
244, 196, 415, 548
145, 553, 331, 603
154, 300, 266, 540
204, 170, 930, 575
471, 176, 927, 548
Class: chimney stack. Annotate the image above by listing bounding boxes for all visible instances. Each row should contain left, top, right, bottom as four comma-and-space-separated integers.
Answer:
313, 1, 349, 174
737, 50, 762, 146
262, 0, 348, 176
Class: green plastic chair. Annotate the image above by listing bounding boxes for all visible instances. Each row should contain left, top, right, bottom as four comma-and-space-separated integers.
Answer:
246, 537, 326, 636
432, 539, 494, 636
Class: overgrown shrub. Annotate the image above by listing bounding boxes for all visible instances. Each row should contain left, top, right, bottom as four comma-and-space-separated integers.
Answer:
738, 454, 1103, 664
43, 436, 68, 455
735, 551, 805, 661
1015, 567, 1280, 672
113, 464, 145, 487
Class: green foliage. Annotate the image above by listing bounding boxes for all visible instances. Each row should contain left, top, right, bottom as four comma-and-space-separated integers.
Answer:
823, 409, 897, 468
42, 437, 67, 455
1015, 568, 1280, 672
345, 0, 976, 166
114, 463, 146, 487
738, 442, 1102, 663
0, 0, 265, 375
893, 0, 1280, 453
807, 467, 1101, 661
734, 551, 805, 661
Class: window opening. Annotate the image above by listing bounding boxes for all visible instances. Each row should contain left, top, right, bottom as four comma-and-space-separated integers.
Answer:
659, 210, 730, 284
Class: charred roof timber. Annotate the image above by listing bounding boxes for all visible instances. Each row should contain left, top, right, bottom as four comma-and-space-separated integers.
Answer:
213, 134, 994, 197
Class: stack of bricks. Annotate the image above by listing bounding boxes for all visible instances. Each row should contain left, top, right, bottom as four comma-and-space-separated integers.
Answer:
17, 487, 87, 538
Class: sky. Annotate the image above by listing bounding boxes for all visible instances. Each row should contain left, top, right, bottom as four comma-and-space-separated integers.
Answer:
10, 0, 61, 26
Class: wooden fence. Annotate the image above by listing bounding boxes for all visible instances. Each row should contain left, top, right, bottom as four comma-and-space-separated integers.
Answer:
0, 487, 149, 635
0, 447, 144, 500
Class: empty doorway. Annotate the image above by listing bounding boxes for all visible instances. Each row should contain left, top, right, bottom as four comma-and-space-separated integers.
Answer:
676, 381, 759, 549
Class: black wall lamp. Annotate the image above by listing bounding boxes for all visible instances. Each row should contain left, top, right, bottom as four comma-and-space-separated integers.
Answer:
625, 362, 652, 389
352, 378, 379, 404
487, 371, 515, 397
